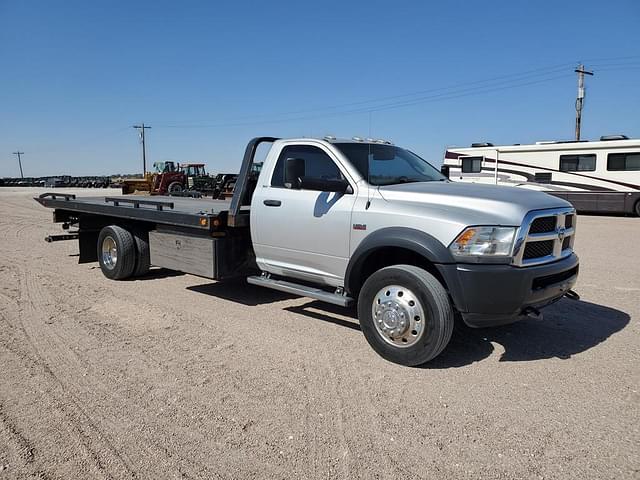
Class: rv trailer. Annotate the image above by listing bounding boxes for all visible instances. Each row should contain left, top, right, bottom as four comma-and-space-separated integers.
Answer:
442, 135, 640, 215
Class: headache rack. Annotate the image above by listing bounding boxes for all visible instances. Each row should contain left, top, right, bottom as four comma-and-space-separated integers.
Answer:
512, 207, 576, 267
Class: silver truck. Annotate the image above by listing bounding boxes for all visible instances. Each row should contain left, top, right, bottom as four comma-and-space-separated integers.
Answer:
37, 136, 579, 366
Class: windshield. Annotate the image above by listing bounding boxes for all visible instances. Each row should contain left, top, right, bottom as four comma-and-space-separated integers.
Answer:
333, 143, 446, 186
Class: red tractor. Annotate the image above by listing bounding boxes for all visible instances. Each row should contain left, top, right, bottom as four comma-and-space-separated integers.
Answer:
151, 161, 186, 195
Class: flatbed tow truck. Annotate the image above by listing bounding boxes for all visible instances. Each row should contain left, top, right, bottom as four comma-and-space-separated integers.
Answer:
37, 136, 580, 366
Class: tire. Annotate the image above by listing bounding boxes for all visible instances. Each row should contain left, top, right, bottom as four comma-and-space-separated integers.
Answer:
167, 181, 183, 194
635, 199, 640, 217
357, 264, 454, 366
132, 229, 151, 277
97, 226, 136, 280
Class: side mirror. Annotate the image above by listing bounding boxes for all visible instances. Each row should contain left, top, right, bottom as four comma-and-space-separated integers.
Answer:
440, 164, 450, 179
299, 177, 353, 194
285, 157, 306, 189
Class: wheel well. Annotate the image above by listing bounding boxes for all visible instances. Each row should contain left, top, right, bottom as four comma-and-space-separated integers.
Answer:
349, 247, 447, 297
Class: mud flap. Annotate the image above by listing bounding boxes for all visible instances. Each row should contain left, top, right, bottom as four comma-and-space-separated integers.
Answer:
79, 230, 99, 263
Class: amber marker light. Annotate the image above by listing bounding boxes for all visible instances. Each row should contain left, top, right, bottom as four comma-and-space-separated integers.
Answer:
455, 228, 477, 246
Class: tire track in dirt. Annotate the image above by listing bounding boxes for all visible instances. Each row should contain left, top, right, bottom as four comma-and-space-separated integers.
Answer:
0, 395, 36, 465
0, 192, 145, 477
7, 249, 233, 479
9, 266, 138, 479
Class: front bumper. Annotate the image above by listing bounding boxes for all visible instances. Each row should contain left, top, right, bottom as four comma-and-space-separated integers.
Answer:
437, 253, 579, 328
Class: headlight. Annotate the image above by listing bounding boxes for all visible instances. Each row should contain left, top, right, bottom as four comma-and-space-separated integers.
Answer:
449, 226, 516, 260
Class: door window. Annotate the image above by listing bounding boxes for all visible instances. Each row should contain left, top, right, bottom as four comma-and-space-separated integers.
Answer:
271, 145, 343, 188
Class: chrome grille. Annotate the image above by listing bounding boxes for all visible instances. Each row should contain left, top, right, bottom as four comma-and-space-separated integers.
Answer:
512, 207, 576, 267
529, 216, 556, 234
565, 214, 574, 229
523, 240, 554, 259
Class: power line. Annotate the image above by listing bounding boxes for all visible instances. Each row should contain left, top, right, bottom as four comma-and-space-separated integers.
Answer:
153, 72, 574, 129
12, 151, 25, 178
594, 65, 640, 72
588, 62, 640, 69
582, 54, 640, 63
154, 64, 576, 129
156, 55, 640, 128
336, 73, 573, 115
154, 62, 576, 128
149, 56, 638, 130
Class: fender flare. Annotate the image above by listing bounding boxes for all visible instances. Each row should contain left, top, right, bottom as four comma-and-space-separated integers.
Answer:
344, 227, 455, 294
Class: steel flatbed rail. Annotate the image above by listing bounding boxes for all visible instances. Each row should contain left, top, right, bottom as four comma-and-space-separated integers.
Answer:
35, 193, 248, 231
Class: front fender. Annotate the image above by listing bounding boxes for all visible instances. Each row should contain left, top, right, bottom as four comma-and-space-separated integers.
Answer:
344, 227, 455, 294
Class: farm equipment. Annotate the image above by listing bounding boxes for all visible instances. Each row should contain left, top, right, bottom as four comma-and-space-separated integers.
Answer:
151, 161, 187, 194
117, 161, 238, 198
121, 161, 184, 195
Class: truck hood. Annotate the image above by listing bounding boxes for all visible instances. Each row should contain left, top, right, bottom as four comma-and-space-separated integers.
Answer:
377, 181, 571, 225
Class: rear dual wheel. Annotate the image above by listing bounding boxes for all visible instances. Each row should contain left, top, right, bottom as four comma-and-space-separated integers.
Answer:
132, 229, 150, 276
358, 265, 454, 366
97, 226, 150, 280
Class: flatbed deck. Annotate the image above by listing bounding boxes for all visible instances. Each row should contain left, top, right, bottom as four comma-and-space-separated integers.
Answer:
35, 193, 247, 231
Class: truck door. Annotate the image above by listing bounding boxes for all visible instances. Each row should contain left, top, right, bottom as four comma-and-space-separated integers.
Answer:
251, 143, 357, 285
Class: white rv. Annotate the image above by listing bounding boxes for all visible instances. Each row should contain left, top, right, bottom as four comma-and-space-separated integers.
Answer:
442, 135, 640, 215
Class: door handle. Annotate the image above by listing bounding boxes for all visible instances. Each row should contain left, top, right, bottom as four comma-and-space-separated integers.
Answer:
263, 199, 282, 207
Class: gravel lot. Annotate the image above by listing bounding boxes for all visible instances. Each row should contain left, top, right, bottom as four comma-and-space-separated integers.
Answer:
0, 187, 638, 480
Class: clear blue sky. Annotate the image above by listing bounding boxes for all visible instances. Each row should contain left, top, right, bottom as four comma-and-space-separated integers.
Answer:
1, 0, 639, 177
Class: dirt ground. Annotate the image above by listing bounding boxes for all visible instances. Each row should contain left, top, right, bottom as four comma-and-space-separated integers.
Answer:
0, 187, 638, 480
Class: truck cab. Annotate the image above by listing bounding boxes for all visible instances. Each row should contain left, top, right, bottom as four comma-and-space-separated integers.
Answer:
246, 137, 578, 363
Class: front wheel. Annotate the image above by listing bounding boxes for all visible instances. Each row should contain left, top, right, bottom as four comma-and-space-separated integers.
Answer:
167, 181, 183, 194
357, 265, 454, 366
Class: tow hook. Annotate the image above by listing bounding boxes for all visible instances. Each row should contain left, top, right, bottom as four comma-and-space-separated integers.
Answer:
564, 289, 580, 301
522, 306, 543, 321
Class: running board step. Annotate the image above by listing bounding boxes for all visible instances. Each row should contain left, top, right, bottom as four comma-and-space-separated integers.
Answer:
247, 276, 354, 307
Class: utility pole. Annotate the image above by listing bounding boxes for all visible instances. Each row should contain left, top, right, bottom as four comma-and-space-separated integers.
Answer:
12, 151, 24, 179
132, 123, 151, 175
574, 64, 594, 141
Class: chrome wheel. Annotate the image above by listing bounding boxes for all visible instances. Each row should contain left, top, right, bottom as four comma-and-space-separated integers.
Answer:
101, 236, 118, 270
372, 285, 426, 348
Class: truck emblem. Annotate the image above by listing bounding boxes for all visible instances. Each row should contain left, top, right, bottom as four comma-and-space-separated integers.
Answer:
556, 227, 566, 241
353, 224, 367, 231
